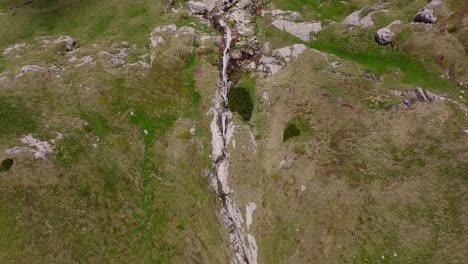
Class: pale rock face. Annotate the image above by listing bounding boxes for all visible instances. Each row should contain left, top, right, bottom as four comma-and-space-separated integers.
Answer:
272, 20, 322, 42
246, 202, 257, 229
236, 0, 252, 9
188, 1, 207, 15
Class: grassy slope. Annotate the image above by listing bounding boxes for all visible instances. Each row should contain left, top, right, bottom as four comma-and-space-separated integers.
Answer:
248, 1, 468, 263
0, 0, 228, 263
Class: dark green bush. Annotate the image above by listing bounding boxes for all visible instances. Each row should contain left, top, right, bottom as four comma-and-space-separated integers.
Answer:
228, 86, 254, 121
0, 158, 13, 172
283, 123, 301, 142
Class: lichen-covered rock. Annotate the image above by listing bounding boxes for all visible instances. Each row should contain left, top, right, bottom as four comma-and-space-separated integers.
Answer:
414, 8, 437, 23
188, 1, 207, 15
55, 36, 76, 51
375, 27, 394, 45
375, 20, 401, 45
413, 0, 442, 23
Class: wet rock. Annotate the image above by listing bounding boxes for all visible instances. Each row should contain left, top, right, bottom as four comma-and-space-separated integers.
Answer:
188, 1, 207, 15
55, 36, 77, 51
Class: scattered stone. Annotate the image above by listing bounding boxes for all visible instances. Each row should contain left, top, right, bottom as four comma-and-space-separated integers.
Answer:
167, 0, 175, 5
245, 202, 257, 230
48, 64, 61, 79
330, 61, 343, 68
97, 48, 129, 66
301, 185, 306, 192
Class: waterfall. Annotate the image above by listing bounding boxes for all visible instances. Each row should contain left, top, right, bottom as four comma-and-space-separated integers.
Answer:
208, 17, 258, 264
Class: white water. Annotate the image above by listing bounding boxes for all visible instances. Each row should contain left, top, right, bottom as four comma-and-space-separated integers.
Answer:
208, 17, 258, 264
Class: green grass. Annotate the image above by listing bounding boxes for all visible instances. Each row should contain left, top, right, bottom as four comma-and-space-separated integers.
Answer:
310, 26, 458, 94
270, 0, 360, 21
0, 97, 38, 138
80, 111, 113, 139
283, 123, 300, 142
0, 0, 166, 49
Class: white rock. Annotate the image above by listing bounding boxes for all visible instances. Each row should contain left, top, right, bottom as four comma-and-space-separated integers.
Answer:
188, 1, 207, 14
245, 202, 257, 229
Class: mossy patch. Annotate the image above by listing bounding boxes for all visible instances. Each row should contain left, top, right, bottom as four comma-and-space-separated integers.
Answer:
283, 123, 301, 142
283, 117, 313, 143
176, 130, 191, 140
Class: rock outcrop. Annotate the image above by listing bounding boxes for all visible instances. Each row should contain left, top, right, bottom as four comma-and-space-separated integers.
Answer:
413, 0, 442, 24
188, 1, 207, 15
272, 20, 322, 42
